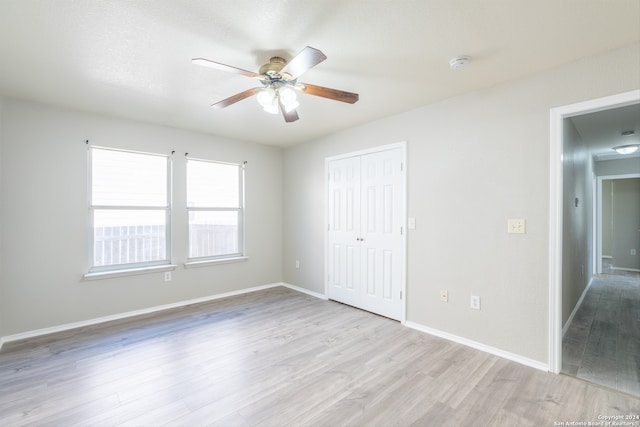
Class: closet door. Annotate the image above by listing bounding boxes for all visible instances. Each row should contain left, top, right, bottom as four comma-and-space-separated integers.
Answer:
359, 148, 404, 320
327, 156, 361, 307
326, 146, 405, 321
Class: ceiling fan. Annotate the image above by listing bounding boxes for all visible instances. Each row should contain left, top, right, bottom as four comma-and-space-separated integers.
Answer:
192, 46, 359, 123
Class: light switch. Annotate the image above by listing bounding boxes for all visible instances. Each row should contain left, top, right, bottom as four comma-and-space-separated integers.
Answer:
507, 219, 526, 234
408, 217, 416, 229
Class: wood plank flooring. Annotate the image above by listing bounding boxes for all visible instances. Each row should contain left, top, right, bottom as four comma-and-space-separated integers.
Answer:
562, 274, 640, 397
1, 287, 639, 427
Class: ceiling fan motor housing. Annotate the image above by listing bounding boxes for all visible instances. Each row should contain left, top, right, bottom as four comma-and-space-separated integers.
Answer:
259, 57, 288, 78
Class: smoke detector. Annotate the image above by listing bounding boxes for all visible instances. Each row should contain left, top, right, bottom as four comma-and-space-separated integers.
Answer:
449, 56, 471, 71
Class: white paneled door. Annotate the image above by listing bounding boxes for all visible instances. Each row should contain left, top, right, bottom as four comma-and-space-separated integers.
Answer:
327, 145, 405, 320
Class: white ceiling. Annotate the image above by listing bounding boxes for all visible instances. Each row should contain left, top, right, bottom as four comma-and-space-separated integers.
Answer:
0, 0, 639, 147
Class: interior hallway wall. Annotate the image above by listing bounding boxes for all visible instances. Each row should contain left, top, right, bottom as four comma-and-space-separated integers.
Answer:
595, 157, 640, 176
562, 119, 593, 326
283, 44, 640, 364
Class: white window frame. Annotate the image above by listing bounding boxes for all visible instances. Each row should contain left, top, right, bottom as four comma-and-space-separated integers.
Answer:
87, 146, 173, 275
186, 158, 245, 263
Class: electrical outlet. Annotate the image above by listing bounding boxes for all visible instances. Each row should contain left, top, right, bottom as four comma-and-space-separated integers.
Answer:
440, 290, 448, 302
295, 260, 300, 269
470, 295, 481, 310
631, 249, 637, 256
164, 271, 172, 282
507, 218, 526, 234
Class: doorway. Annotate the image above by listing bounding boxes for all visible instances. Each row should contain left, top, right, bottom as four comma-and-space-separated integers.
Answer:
549, 89, 640, 375
325, 142, 406, 321
564, 176, 640, 395
597, 176, 640, 275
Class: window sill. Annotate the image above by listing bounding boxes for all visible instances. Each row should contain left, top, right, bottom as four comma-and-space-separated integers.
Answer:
84, 264, 177, 281
184, 256, 249, 269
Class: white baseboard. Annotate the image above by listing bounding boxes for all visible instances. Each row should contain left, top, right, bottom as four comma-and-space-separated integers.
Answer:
562, 277, 593, 337
1, 282, 283, 345
403, 321, 549, 372
281, 282, 328, 300
611, 266, 640, 273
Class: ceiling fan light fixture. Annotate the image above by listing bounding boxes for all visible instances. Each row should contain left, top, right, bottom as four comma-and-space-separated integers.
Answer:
257, 87, 276, 107
279, 86, 299, 113
282, 100, 300, 114
263, 102, 279, 115
257, 87, 279, 114
194, 46, 359, 122
613, 144, 640, 155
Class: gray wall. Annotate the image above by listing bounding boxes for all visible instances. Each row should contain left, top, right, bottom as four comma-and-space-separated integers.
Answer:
0, 99, 283, 336
561, 119, 593, 326
595, 157, 640, 176
282, 44, 639, 364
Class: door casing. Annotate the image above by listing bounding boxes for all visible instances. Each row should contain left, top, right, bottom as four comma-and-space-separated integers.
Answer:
548, 89, 640, 373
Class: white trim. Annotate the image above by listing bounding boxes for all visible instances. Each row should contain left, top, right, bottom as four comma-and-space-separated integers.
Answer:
1, 283, 282, 344
324, 141, 408, 322
325, 141, 407, 162
400, 144, 408, 322
0, 337, 4, 352
83, 264, 177, 280
281, 282, 328, 300
612, 266, 640, 273
403, 321, 549, 372
549, 105, 563, 374
592, 170, 598, 276
184, 256, 249, 268
548, 89, 640, 374
562, 277, 593, 336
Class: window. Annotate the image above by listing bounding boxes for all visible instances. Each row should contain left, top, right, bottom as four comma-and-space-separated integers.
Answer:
187, 159, 244, 260
89, 147, 171, 272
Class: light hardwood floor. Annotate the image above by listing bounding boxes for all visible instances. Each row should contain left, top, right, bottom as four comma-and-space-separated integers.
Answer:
562, 274, 640, 397
1, 287, 639, 427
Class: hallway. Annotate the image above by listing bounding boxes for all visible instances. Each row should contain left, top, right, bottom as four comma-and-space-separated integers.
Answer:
562, 272, 640, 397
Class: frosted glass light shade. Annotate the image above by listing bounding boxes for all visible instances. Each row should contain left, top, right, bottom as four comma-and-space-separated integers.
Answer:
279, 86, 299, 113
613, 144, 639, 155
257, 87, 278, 114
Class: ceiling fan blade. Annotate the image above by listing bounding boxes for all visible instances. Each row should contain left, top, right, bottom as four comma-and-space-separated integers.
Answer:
298, 83, 359, 104
211, 87, 261, 109
192, 58, 262, 79
280, 46, 327, 79
279, 99, 299, 123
